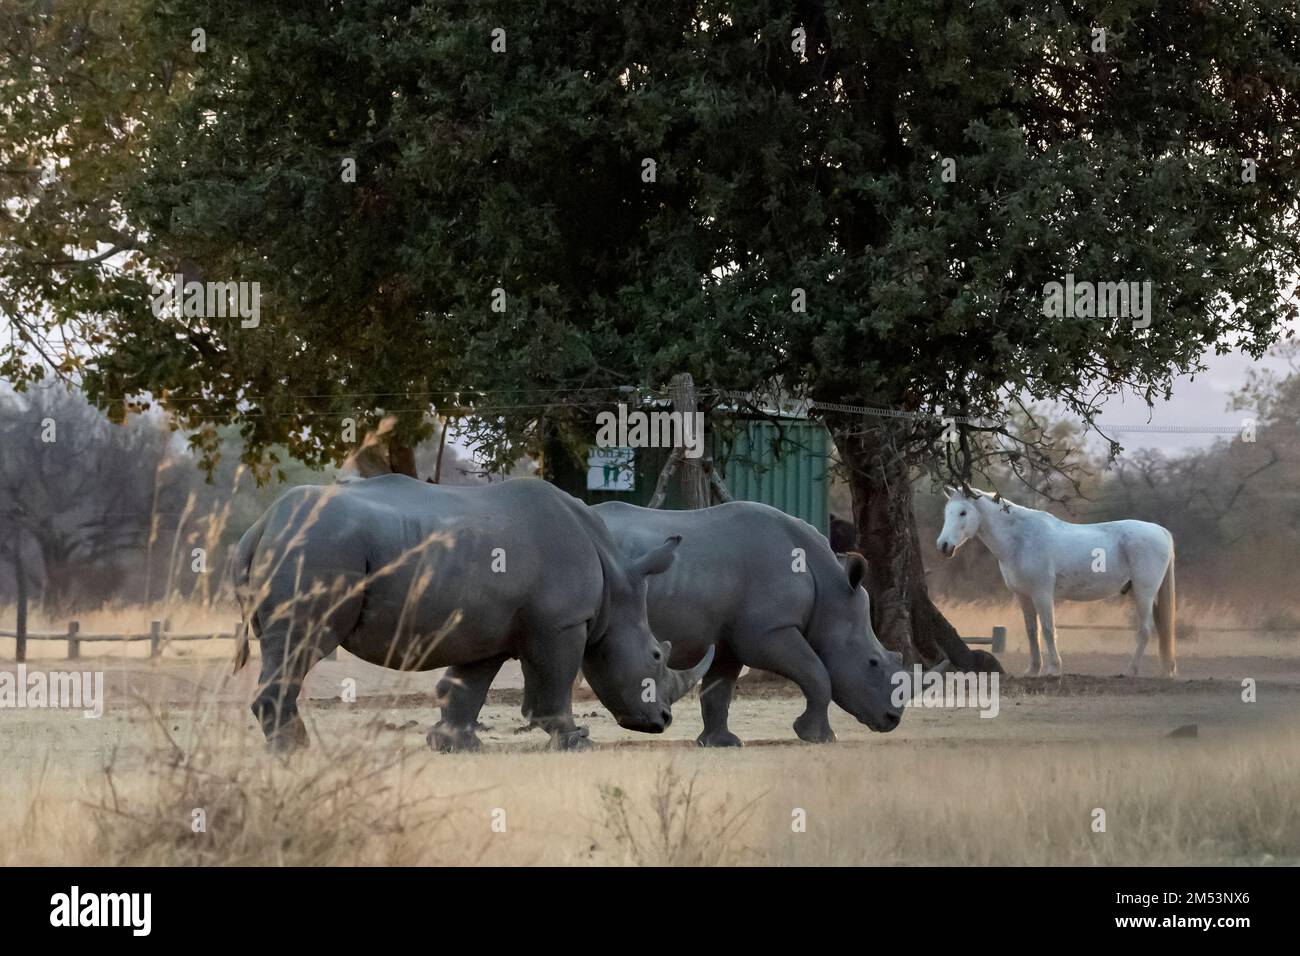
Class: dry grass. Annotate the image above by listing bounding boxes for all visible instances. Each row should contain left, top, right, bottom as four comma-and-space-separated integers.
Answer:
1, 702, 1296, 866
1, 595, 1298, 866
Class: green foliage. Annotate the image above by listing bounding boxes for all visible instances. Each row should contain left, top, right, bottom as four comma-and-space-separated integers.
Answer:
4, 1, 1299, 478
0, 0, 173, 384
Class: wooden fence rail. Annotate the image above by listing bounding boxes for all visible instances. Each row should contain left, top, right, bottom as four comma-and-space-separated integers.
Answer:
960, 626, 1008, 654
0, 620, 239, 659
1054, 623, 1300, 633
7, 618, 1291, 664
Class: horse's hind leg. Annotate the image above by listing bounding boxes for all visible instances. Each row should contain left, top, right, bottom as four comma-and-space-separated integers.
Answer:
1018, 593, 1042, 677
1035, 592, 1063, 676
1128, 587, 1157, 676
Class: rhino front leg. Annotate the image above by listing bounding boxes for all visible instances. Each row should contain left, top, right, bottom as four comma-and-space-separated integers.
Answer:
738, 626, 836, 743
697, 647, 744, 748
430, 653, 509, 753
519, 624, 591, 751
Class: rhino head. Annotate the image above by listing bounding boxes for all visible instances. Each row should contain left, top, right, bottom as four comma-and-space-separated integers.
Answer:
582, 535, 715, 733
819, 553, 904, 732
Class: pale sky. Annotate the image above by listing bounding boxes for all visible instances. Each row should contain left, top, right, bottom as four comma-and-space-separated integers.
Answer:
1082, 345, 1291, 455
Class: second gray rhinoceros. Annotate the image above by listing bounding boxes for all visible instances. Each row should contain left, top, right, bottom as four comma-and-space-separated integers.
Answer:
592, 500, 904, 745
232, 476, 712, 752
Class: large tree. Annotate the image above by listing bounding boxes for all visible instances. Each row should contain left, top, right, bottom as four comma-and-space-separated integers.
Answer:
5, 1, 1299, 666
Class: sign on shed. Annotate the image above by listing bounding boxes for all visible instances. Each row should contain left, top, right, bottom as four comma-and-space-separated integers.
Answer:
587, 446, 635, 491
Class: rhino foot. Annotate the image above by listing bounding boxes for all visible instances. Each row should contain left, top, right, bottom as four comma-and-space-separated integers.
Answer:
697, 729, 744, 748
428, 721, 482, 753
265, 716, 309, 755
548, 725, 592, 752
793, 712, 837, 744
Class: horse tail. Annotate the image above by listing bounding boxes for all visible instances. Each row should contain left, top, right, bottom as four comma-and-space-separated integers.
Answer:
1155, 539, 1176, 677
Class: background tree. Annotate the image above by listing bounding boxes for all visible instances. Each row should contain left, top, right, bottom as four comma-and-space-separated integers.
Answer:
0, 383, 175, 610
4, 2, 1299, 667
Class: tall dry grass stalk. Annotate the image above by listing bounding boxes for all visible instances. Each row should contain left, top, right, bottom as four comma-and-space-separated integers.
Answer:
597, 763, 762, 865
3, 707, 1296, 866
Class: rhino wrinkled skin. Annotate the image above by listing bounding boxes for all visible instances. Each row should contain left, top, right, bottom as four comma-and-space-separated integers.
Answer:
593, 500, 904, 745
233, 476, 712, 752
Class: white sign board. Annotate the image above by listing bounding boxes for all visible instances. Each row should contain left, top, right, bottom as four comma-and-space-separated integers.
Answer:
587, 446, 635, 491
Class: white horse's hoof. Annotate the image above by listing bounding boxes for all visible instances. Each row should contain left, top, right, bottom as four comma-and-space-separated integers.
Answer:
1042, 662, 1062, 677
1023, 665, 1042, 677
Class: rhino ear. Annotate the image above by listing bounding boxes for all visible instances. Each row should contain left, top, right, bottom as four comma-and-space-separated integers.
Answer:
630, 535, 681, 578
839, 551, 868, 591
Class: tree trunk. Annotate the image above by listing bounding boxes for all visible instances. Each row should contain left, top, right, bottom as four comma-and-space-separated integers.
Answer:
832, 423, 1001, 673
669, 373, 709, 508
388, 442, 418, 478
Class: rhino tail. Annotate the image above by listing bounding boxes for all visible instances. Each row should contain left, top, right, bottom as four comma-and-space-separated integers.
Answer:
231, 513, 268, 673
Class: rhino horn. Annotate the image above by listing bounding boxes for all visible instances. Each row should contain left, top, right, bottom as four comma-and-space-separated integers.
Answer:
662, 645, 715, 704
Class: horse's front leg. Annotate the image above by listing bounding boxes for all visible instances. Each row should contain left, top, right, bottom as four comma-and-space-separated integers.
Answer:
1017, 593, 1042, 677
1035, 591, 1063, 676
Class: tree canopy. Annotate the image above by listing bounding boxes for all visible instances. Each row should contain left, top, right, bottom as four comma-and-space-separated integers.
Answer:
5, 0, 1299, 657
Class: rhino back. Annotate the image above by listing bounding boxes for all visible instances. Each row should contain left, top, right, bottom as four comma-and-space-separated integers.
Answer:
593, 500, 821, 652
249, 476, 605, 668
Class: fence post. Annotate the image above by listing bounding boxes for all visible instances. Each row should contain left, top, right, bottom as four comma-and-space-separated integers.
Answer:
991, 625, 1007, 654
67, 620, 80, 660
14, 547, 27, 663
149, 620, 162, 658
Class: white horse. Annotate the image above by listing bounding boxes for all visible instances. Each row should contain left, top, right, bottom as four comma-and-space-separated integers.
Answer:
935, 487, 1176, 677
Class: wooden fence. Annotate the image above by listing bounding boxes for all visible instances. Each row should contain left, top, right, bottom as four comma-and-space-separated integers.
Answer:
0, 620, 239, 661
7, 619, 1291, 663
1054, 623, 1300, 634
961, 625, 1008, 654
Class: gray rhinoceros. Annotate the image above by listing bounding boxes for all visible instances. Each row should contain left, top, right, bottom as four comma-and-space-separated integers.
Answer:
232, 475, 712, 752
590, 500, 904, 745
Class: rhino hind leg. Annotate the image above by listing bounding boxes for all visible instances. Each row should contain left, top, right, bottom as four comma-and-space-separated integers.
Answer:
738, 626, 837, 744
251, 620, 342, 754
430, 653, 510, 753
697, 647, 744, 748
519, 624, 592, 752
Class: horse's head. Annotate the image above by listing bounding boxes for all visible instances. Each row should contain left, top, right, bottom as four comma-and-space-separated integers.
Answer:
936, 485, 987, 557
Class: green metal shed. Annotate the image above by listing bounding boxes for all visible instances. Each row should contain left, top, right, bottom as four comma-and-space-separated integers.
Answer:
547, 413, 832, 535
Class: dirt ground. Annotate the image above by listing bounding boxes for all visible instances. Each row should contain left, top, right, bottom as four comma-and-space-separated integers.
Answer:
2, 611, 1298, 866
3, 645, 1295, 769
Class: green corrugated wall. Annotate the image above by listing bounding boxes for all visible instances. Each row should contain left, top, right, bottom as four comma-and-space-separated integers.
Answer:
547, 416, 831, 535
717, 419, 831, 534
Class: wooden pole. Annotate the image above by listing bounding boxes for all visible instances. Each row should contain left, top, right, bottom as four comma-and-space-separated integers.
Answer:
433, 416, 449, 483
702, 458, 733, 503
669, 373, 709, 510
67, 620, 80, 660
13, 542, 27, 664
991, 625, 1008, 654
149, 620, 162, 657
